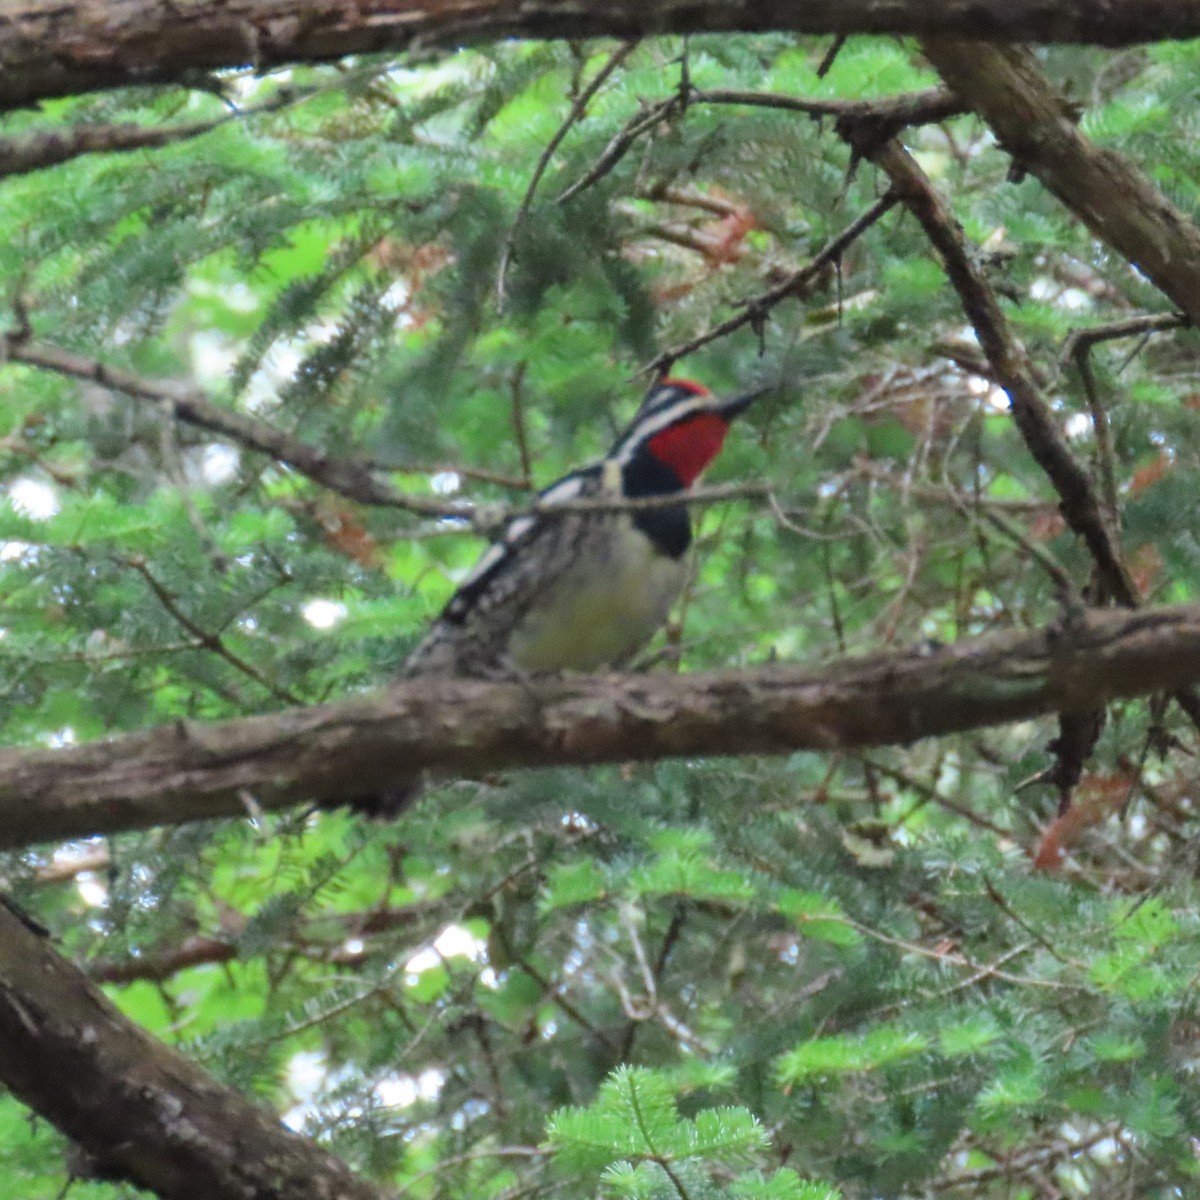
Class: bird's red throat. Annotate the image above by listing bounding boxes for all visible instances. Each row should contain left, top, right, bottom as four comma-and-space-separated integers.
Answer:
647, 414, 730, 487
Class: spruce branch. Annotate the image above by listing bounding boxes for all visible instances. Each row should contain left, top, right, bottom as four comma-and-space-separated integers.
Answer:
497, 38, 638, 309
125, 556, 304, 706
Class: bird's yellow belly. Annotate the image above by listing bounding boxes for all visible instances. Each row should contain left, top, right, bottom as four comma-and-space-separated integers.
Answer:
509, 534, 688, 673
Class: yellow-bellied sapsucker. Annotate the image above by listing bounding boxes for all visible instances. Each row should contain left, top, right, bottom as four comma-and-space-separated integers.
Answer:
359, 378, 760, 815
404, 377, 760, 679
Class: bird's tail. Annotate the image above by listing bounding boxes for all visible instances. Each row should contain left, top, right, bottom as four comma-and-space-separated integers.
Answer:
333, 774, 425, 819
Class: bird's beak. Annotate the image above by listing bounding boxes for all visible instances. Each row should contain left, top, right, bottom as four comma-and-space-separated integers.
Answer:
718, 386, 769, 421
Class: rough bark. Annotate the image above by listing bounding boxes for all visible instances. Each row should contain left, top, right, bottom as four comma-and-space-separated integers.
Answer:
0, 903, 391, 1200
4, 1, 1200, 111
4, 604, 1200, 850
922, 39, 1200, 328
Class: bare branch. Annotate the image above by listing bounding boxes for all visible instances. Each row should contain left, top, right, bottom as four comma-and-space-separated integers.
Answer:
0, 83, 315, 180
558, 95, 680, 204
836, 128, 1200, 744
559, 88, 960, 207
5, 336, 443, 513
692, 84, 966, 130
837, 131, 1136, 607
1060, 312, 1189, 362
1061, 312, 1189, 525
4, 604, 1200, 849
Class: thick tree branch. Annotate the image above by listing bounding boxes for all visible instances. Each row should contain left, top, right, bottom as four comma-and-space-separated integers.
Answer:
0, 904, 390, 1200
4, 1, 1200, 112
5, 604, 1200, 850
921, 40, 1200, 328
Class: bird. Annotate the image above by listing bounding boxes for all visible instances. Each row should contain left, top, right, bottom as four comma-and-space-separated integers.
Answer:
360, 377, 761, 815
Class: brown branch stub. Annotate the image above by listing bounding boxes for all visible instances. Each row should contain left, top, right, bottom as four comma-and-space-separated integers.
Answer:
4, 1, 1200, 111
0, 904, 389, 1200
4, 605, 1200, 849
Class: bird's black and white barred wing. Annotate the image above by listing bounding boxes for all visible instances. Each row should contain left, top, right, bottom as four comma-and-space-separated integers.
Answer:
401, 464, 604, 677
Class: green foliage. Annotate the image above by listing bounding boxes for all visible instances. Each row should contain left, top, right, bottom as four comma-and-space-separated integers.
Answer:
547, 1065, 833, 1199
4, 28, 1200, 1200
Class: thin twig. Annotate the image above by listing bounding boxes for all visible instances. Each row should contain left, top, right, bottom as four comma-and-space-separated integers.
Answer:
1061, 312, 1188, 528
816, 34, 849, 78
508, 361, 534, 487
557, 95, 680, 204
497, 40, 638, 308
645, 190, 900, 375
360, 459, 533, 490
1061, 311, 1189, 360
126, 556, 302, 706
558, 87, 962, 208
